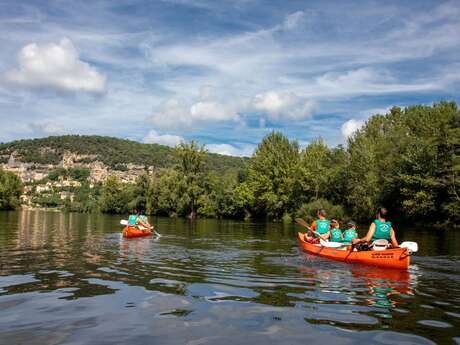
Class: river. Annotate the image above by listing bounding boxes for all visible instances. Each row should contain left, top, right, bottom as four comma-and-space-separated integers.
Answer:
0, 210, 459, 344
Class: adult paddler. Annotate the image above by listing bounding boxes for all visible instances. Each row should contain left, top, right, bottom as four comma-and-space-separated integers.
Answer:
352, 208, 398, 248
128, 210, 139, 226
304, 209, 330, 243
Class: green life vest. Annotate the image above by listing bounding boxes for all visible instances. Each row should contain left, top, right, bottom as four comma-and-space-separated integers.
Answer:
139, 215, 147, 223
316, 219, 330, 234
330, 228, 342, 242
128, 215, 138, 226
372, 219, 392, 241
342, 228, 358, 242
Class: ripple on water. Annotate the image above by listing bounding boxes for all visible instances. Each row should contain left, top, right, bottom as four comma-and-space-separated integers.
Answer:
0, 274, 39, 288
417, 320, 453, 328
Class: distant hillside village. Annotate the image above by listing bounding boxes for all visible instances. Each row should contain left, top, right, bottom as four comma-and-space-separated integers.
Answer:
1, 150, 153, 207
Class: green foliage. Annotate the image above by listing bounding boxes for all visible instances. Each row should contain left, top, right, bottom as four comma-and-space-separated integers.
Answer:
46, 167, 90, 182
148, 168, 186, 217
65, 182, 101, 213
0, 169, 23, 210
3, 102, 458, 225
32, 193, 62, 208
175, 141, 207, 217
129, 173, 152, 213
247, 132, 300, 219
99, 176, 132, 214
345, 102, 460, 223
295, 199, 345, 222
0, 135, 246, 174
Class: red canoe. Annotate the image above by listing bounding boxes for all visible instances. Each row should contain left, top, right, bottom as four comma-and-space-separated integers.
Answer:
297, 232, 410, 270
122, 226, 153, 238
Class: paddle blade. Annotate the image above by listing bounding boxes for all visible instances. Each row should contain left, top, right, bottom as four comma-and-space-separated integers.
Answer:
400, 241, 418, 253
319, 239, 344, 248
295, 218, 309, 229
120, 220, 128, 226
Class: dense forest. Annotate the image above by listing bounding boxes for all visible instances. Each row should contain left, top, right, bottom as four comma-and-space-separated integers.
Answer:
1, 102, 459, 225
0, 135, 247, 173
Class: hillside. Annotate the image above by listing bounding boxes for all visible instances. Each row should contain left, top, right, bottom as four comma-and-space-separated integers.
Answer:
0, 135, 248, 173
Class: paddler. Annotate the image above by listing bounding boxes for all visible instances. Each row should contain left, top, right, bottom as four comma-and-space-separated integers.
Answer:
329, 219, 343, 242
352, 208, 399, 248
128, 210, 150, 231
138, 211, 151, 230
128, 210, 139, 226
304, 209, 330, 243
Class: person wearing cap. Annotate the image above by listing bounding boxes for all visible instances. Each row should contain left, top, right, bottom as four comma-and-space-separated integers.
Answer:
342, 221, 358, 243
329, 219, 343, 242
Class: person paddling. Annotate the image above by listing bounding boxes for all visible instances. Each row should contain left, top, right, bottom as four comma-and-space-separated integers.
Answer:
329, 219, 343, 242
128, 210, 139, 226
304, 209, 330, 243
352, 208, 398, 248
138, 212, 151, 230
128, 210, 150, 232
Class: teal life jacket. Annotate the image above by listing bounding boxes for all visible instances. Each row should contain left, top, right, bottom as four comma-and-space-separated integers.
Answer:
139, 215, 147, 223
330, 228, 343, 242
128, 215, 138, 226
372, 219, 392, 241
342, 228, 358, 242
316, 219, 330, 235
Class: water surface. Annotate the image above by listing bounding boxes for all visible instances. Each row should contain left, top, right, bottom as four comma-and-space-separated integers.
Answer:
0, 210, 459, 344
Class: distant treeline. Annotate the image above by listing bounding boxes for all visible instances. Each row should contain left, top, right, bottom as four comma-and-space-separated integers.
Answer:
0, 134, 247, 174
1, 102, 459, 225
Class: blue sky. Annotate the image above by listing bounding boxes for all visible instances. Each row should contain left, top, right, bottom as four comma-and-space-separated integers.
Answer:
0, 0, 459, 156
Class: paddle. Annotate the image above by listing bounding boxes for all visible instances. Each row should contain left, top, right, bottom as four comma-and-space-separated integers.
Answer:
295, 218, 345, 249
120, 219, 162, 238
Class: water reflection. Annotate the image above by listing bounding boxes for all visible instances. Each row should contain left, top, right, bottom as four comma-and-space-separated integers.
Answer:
0, 210, 459, 345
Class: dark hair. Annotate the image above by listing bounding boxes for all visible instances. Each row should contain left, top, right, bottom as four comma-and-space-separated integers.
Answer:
318, 209, 327, 217
376, 207, 388, 219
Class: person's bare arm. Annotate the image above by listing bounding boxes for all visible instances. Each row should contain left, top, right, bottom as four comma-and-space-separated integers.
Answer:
321, 231, 330, 240
363, 222, 375, 242
390, 227, 398, 247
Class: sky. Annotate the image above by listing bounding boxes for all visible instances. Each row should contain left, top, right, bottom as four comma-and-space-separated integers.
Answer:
0, 0, 459, 156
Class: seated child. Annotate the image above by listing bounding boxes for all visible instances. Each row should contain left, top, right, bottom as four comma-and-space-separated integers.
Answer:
329, 219, 343, 242
342, 221, 358, 243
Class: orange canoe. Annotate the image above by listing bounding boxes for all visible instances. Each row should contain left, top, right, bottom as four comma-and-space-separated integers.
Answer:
122, 226, 153, 238
297, 232, 410, 270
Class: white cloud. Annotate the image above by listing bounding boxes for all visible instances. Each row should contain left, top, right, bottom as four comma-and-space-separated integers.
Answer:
207, 143, 254, 157
190, 101, 237, 121
283, 11, 305, 30
4, 38, 106, 93
150, 89, 239, 130
341, 119, 365, 138
251, 91, 317, 121
143, 129, 184, 147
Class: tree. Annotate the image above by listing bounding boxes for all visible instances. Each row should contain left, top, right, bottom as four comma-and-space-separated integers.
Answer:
0, 169, 23, 210
247, 132, 299, 219
175, 141, 207, 219
130, 172, 152, 213
298, 139, 333, 201
147, 168, 186, 217
99, 176, 131, 214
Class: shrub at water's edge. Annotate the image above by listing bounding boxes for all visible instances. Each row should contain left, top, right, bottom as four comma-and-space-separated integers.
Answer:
0, 169, 23, 210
